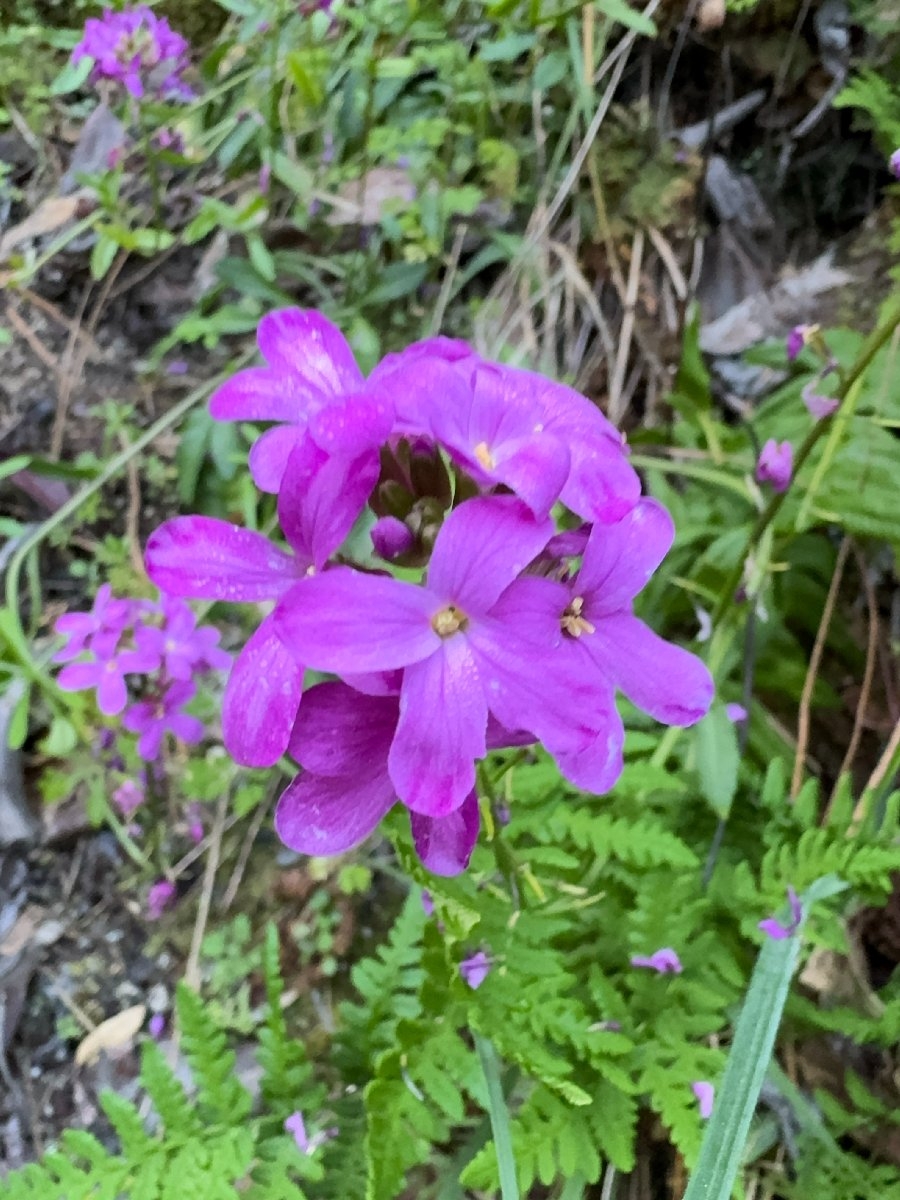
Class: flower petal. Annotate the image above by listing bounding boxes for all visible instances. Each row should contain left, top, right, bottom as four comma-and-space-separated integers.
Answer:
578, 498, 675, 612
209, 367, 308, 423
145, 517, 299, 602
389, 639, 487, 817
222, 617, 304, 766
587, 613, 713, 726
410, 790, 479, 876
307, 387, 395, 456
277, 435, 379, 569
287, 682, 396, 777
248, 425, 306, 494
275, 770, 395, 856
427, 496, 552, 614
491, 434, 571, 519
274, 571, 439, 674
256, 308, 363, 394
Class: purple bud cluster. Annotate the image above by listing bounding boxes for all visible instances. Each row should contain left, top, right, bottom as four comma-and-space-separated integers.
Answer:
55, 590, 230, 761
72, 6, 193, 101
140, 307, 714, 874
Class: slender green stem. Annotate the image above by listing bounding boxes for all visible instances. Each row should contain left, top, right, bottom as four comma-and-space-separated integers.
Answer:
712, 292, 900, 625
4, 355, 252, 648
474, 1033, 519, 1200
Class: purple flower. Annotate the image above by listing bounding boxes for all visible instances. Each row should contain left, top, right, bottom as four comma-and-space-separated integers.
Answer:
113, 779, 145, 818
148, 1012, 166, 1039
460, 951, 491, 989
275, 681, 519, 874
890, 148, 900, 179
135, 596, 230, 680
53, 584, 134, 662
692, 1081, 714, 1119
208, 308, 392, 494
630, 947, 683, 974
284, 1111, 336, 1154
371, 516, 414, 561
145, 435, 377, 767
487, 499, 713, 790
371, 341, 641, 525
759, 886, 803, 940
725, 702, 747, 723
147, 879, 176, 920
801, 383, 839, 421
274, 496, 569, 817
421, 890, 434, 916
122, 680, 203, 761
755, 439, 793, 493
72, 7, 192, 101
57, 640, 159, 716
786, 325, 808, 362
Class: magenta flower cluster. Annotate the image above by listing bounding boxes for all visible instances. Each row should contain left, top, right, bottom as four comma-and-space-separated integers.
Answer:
55, 589, 229, 760
144, 308, 714, 875
72, 6, 192, 101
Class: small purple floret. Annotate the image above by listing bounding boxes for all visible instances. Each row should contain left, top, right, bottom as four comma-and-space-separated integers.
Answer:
692, 1081, 714, 1119
755, 439, 793, 493
630, 947, 683, 974
759, 886, 803, 940
72, 6, 193, 101
460, 951, 491, 989
147, 879, 176, 920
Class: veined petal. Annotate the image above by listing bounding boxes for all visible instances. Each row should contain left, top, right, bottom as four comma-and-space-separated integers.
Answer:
560, 433, 641, 524
491, 434, 570, 519
287, 682, 396, 776
222, 618, 304, 767
278, 435, 379, 570
145, 517, 299, 602
410, 791, 479, 876
257, 308, 363, 395
274, 570, 439, 674
274, 769, 395, 857
389, 639, 487, 817
587, 614, 713, 726
578, 498, 675, 611
249, 425, 306, 494
427, 496, 552, 614
209, 367, 308, 423
308, 387, 395, 455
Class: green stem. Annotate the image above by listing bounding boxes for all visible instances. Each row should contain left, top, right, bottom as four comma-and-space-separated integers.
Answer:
4, 356, 251, 657
474, 1033, 519, 1200
712, 292, 900, 626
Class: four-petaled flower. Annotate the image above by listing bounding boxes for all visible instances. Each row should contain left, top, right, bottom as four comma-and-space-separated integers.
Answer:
123, 680, 203, 761
58, 640, 159, 717
630, 947, 683, 974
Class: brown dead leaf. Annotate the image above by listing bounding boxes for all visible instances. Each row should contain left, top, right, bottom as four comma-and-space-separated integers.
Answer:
0, 190, 93, 260
323, 167, 417, 227
75, 1004, 146, 1066
0, 905, 45, 957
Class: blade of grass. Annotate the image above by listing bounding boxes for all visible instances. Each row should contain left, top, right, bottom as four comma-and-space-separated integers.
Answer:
683, 876, 846, 1200
474, 1033, 519, 1200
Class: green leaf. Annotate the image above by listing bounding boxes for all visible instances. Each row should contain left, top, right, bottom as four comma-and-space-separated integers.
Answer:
39, 716, 77, 756
50, 55, 93, 96
695, 704, 739, 818
363, 263, 428, 305
480, 33, 537, 63
596, 0, 658, 35
683, 882, 827, 1200
90, 232, 119, 280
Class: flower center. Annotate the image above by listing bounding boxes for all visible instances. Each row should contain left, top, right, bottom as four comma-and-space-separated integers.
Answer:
561, 595, 595, 638
473, 441, 495, 470
431, 604, 468, 638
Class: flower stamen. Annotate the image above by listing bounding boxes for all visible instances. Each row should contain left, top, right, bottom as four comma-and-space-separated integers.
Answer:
473, 441, 495, 470
431, 604, 468, 637
561, 595, 595, 638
